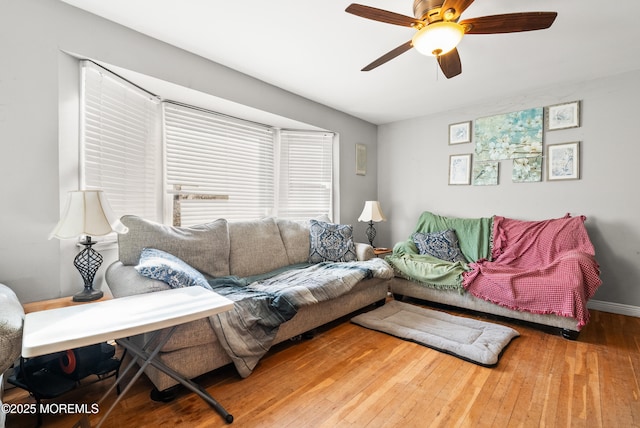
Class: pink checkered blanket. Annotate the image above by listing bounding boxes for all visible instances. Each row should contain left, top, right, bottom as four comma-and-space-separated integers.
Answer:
462, 214, 601, 329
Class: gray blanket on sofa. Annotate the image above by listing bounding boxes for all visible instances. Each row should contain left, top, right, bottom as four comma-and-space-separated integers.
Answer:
207, 258, 393, 377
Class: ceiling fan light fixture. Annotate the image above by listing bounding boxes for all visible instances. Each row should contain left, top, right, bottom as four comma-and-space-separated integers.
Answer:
412, 21, 464, 56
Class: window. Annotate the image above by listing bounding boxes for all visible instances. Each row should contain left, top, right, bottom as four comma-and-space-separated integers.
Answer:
79, 62, 336, 227
164, 103, 336, 225
277, 130, 334, 220
80, 61, 161, 221
164, 102, 275, 224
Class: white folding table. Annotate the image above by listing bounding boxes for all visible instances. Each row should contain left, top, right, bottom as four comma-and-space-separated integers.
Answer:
21, 287, 235, 426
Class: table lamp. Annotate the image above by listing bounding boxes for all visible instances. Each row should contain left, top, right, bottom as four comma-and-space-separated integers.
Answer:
49, 190, 128, 301
358, 201, 387, 247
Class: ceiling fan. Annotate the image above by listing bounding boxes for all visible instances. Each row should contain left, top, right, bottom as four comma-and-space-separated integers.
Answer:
345, 0, 557, 78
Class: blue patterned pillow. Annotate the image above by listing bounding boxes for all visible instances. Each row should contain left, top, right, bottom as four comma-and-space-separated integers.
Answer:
308, 220, 357, 263
135, 248, 212, 290
412, 230, 467, 263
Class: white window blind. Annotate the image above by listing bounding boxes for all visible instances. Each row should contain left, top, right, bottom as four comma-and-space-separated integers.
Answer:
164, 102, 275, 225
80, 61, 161, 221
277, 130, 334, 220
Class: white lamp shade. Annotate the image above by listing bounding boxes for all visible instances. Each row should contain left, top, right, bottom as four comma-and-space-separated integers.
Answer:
412, 21, 465, 57
49, 190, 128, 240
358, 201, 387, 223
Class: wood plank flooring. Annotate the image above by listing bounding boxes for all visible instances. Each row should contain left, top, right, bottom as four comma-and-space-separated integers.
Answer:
4, 300, 640, 427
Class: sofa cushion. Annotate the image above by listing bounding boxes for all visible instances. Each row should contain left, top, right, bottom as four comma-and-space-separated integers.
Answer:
412, 229, 467, 263
309, 220, 357, 263
276, 218, 311, 265
135, 248, 212, 290
228, 218, 290, 277
118, 216, 230, 277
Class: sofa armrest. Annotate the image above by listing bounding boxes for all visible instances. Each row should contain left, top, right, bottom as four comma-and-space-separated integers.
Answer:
105, 261, 171, 298
0, 284, 23, 374
355, 243, 375, 261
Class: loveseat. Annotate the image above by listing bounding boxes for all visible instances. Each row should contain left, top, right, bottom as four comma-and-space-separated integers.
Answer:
106, 216, 392, 394
387, 212, 602, 339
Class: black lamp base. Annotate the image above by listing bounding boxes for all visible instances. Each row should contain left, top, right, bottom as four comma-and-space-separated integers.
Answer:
73, 236, 104, 302
365, 221, 377, 248
73, 287, 104, 302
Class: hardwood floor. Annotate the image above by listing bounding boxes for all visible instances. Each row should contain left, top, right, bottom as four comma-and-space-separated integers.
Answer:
5, 301, 640, 427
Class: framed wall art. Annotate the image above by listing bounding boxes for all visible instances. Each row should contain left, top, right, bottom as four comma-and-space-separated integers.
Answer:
547, 141, 580, 180
546, 100, 580, 131
475, 108, 543, 161
449, 121, 471, 145
472, 161, 499, 186
449, 154, 472, 185
512, 155, 543, 183
355, 143, 367, 175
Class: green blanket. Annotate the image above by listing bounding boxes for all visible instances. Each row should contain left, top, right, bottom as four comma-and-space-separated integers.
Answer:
386, 211, 493, 292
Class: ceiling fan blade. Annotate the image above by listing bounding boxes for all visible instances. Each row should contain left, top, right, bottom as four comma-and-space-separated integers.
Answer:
460, 12, 558, 34
362, 40, 413, 71
439, 0, 476, 21
437, 48, 462, 79
345, 4, 422, 27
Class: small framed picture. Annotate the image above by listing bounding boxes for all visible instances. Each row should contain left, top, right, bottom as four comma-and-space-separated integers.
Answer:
512, 156, 543, 183
449, 121, 472, 144
472, 161, 499, 186
546, 101, 580, 131
449, 154, 472, 185
355, 143, 367, 175
547, 142, 580, 181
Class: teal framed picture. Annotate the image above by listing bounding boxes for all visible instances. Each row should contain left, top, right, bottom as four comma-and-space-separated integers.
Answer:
472, 161, 499, 186
512, 156, 543, 183
474, 108, 543, 161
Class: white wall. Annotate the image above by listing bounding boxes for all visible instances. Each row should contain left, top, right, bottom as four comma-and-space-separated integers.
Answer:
0, 0, 378, 302
378, 70, 640, 310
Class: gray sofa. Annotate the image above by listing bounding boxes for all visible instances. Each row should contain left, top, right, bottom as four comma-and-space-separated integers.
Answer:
106, 216, 390, 393
387, 211, 602, 339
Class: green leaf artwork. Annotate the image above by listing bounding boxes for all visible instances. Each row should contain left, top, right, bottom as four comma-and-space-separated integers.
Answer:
474, 108, 543, 161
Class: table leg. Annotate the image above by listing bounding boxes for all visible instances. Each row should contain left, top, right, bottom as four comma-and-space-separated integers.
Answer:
77, 326, 233, 426
119, 336, 234, 423
87, 328, 176, 427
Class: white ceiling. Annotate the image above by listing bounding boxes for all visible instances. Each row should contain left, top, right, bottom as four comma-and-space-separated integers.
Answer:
61, 0, 640, 125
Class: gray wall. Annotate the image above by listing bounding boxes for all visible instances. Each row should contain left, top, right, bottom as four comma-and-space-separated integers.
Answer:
2, 0, 637, 312
0, 0, 378, 302
378, 70, 640, 312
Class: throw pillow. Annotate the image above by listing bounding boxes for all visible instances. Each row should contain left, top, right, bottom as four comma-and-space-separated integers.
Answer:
135, 248, 212, 290
308, 220, 357, 263
118, 215, 230, 277
412, 229, 467, 263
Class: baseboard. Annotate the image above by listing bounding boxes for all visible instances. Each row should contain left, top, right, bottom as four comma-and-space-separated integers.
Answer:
587, 299, 640, 318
